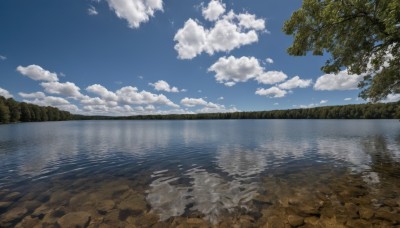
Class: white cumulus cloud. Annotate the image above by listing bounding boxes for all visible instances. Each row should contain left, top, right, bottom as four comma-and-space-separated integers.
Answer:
116, 86, 179, 108
209, 56, 263, 84
224, 82, 236, 87
174, 19, 207, 59
209, 56, 287, 86
196, 105, 238, 113
265, 58, 273, 64
15, 64, 185, 115
145, 104, 155, 111
204, 15, 259, 55
17, 65, 59, 82
202, 0, 225, 21
18, 92, 46, 99
80, 97, 117, 107
0, 87, 13, 98
298, 103, 317, 109
41, 81, 85, 99
181, 97, 238, 113
320, 100, 328, 104
314, 70, 363, 91
255, 71, 288, 85
255, 86, 287, 98
278, 76, 312, 90
85, 84, 179, 108
380, 94, 400, 103
149, 80, 180, 93
106, 0, 163, 28
19, 92, 79, 112
344, 98, 352, 101
174, 5, 265, 59
236, 13, 265, 30
86, 84, 119, 101
181, 97, 208, 107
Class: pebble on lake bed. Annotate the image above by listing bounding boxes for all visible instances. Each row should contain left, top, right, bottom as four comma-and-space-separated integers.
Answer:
57, 211, 91, 228
287, 214, 304, 226
0, 202, 12, 210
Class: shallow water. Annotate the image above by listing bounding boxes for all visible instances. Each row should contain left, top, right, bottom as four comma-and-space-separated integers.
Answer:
0, 120, 400, 227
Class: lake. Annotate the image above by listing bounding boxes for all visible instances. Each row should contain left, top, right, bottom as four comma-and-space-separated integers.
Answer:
0, 120, 399, 227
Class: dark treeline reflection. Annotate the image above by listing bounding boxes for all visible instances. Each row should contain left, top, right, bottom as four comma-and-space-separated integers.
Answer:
75, 101, 400, 120
0, 96, 72, 124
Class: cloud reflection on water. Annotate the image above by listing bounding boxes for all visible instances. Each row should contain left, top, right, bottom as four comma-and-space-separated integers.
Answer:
146, 166, 259, 224
146, 175, 189, 221
147, 134, 400, 223
215, 146, 268, 177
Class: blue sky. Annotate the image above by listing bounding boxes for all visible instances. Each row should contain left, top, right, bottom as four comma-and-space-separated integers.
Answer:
0, 0, 373, 115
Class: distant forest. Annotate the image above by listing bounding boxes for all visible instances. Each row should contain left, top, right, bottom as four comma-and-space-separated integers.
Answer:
0, 96, 72, 124
0, 95, 399, 124
73, 101, 400, 121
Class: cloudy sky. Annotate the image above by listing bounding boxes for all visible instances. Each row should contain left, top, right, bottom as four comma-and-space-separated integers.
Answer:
0, 0, 373, 115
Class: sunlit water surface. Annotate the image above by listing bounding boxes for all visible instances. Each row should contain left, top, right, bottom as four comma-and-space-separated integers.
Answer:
0, 120, 399, 227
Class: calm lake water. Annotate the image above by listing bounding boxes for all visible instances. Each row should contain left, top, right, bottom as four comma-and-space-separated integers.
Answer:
0, 120, 399, 227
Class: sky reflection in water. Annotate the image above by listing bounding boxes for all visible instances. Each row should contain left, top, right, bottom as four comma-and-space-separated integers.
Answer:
0, 120, 399, 224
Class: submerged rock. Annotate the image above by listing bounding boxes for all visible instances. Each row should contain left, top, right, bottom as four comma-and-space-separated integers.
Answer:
31, 204, 50, 218
21, 200, 41, 211
69, 193, 88, 207
298, 203, 321, 216
5, 192, 21, 201
112, 185, 130, 194
263, 215, 288, 228
304, 216, 319, 226
187, 218, 205, 224
346, 219, 373, 228
287, 215, 304, 227
359, 207, 374, 220
319, 215, 346, 227
42, 207, 67, 225
253, 194, 274, 205
15, 216, 41, 228
49, 191, 71, 205
126, 213, 159, 227
57, 211, 91, 228
117, 193, 147, 216
0, 201, 12, 210
375, 208, 400, 223
344, 202, 359, 219
1, 207, 28, 224
383, 199, 398, 208
97, 200, 115, 214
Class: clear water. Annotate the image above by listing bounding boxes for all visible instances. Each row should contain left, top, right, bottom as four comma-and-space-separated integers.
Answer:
0, 120, 399, 227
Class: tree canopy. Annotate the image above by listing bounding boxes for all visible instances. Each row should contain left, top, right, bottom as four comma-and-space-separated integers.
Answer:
0, 96, 72, 124
283, 0, 400, 102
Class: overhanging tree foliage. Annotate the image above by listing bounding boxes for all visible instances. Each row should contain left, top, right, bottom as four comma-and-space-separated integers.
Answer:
283, 0, 400, 102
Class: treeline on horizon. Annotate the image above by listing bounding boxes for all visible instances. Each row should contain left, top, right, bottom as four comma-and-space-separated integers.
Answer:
73, 101, 400, 120
0, 96, 72, 124
1, 95, 399, 124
